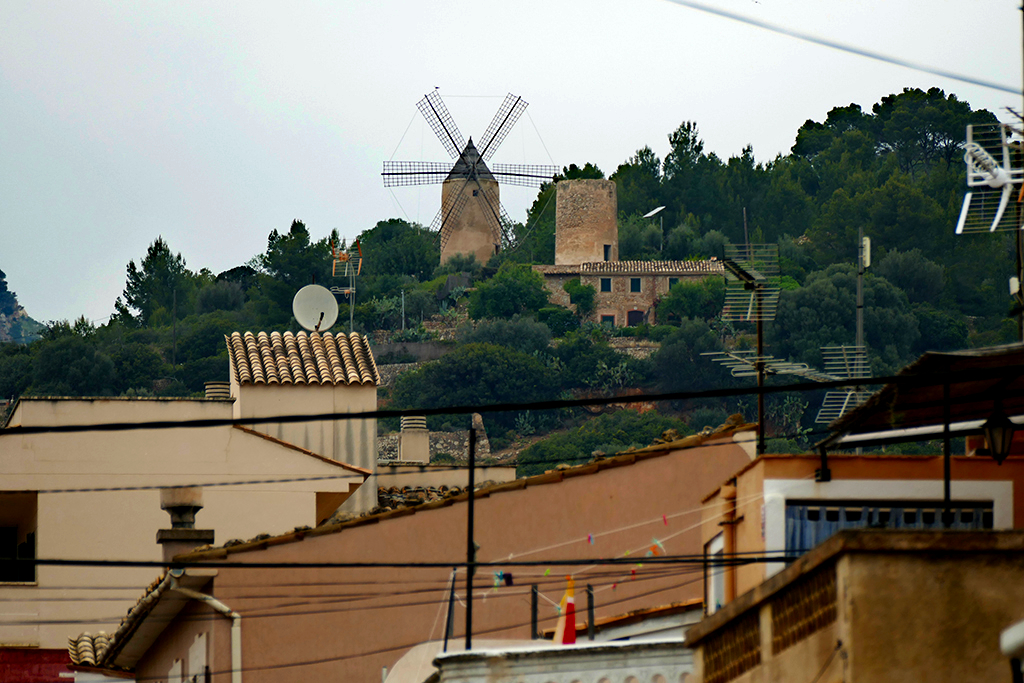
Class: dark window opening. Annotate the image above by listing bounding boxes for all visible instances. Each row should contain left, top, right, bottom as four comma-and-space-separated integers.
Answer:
0, 492, 37, 583
600, 278, 612, 293
668, 277, 679, 290
472, 189, 479, 196
600, 315, 615, 328
627, 310, 645, 326
603, 244, 611, 261
630, 278, 641, 293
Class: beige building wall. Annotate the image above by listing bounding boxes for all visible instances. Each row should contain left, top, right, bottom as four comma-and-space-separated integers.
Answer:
554, 180, 617, 265
440, 177, 501, 266
0, 397, 366, 651
229, 380, 378, 513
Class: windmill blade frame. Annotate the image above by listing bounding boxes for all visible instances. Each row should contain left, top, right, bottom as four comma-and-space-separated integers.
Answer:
475, 182, 516, 246
417, 90, 466, 159
490, 163, 559, 188
433, 183, 472, 253
478, 93, 528, 161
382, 161, 455, 187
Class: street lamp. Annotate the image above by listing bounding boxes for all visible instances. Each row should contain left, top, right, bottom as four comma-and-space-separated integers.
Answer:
983, 402, 1016, 464
643, 206, 666, 252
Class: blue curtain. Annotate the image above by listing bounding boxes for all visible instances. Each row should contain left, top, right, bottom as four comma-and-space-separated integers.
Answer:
785, 503, 991, 555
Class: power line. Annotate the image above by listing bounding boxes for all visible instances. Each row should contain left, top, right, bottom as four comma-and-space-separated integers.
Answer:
662, 0, 1021, 96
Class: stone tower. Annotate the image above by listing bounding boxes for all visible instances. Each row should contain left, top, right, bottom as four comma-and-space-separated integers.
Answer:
554, 179, 618, 265
440, 139, 502, 266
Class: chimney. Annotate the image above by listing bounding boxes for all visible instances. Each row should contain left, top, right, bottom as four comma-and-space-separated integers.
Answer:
398, 416, 429, 463
156, 486, 215, 563
204, 381, 231, 399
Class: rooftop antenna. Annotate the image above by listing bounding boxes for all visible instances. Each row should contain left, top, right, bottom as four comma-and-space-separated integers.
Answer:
814, 346, 871, 424
382, 91, 557, 260
292, 284, 338, 333
955, 120, 1024, 340
330, 239, 363, 334
709, 244, 781, 455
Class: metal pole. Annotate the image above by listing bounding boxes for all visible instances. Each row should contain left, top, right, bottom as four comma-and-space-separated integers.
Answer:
856, 226, 865, 456
943, 377, 952, 527
856, 226, 864, 350
465, 428, 476, 651
756, 287, 765, 456
531, 585, 539, 639
586, 584, 595, 641
443, 569, 456, 652
402, 290, 406, 331
172, 289, 177, 367
349, 274, 355, 334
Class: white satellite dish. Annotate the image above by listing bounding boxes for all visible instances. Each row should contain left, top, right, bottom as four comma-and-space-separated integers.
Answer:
292, 284, 338, 332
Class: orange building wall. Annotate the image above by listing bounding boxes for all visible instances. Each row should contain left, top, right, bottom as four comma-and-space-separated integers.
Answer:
135, 437, 754, 683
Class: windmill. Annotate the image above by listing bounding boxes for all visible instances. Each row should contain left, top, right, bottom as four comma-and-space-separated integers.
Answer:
382, 91, 558, 264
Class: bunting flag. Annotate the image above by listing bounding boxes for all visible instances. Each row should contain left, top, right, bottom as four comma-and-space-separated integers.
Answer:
552, 576, 577, 645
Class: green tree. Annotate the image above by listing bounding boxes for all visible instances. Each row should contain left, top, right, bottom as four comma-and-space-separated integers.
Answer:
765, 265, 920, 374
468, 262, 549, 319
458, 316, 552, 355
389, 343, 559, 432
652, 318, 727, 393
359, 219, 439, 281
31, 335, 115, 396
656, 279, 725, 324
611, 146, 662, 219
874, 248, 944, 304
562, 278, 596, 320
0, 269, 18, 317
115, 238, 197, 326
516, 410, 691, 477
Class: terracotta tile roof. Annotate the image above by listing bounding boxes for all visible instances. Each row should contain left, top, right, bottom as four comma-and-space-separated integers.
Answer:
225, 331, 380, 386
534, 260, 723, 276
69, 572, 171, 671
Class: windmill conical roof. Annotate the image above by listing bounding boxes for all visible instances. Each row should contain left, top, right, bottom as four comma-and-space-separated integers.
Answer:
446, 138, 495, 182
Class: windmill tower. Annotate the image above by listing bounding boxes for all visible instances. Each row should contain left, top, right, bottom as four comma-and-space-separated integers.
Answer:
383, 91, 557, 264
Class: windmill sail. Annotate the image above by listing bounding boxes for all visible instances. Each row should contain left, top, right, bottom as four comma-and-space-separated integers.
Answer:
417, 90, 465, 159
478, 93, 528, 161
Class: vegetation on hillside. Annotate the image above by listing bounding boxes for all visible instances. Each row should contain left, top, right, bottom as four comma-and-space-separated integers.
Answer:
0, 87, 1012, 456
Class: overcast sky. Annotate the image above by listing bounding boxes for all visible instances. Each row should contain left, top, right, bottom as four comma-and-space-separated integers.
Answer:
1, 0, 1020, 324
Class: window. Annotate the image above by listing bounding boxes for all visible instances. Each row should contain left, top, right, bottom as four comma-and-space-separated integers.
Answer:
630, 277, 641, 293
627, 310, 645, 326
603, 244, 611, 261
0, 492, 36, 583
668, 277, 679, 290
472, 189, 479, 196
601, 315, 615, 328
705, 533, 725, 615
600, 278, 612, 293
785, 499, 993, 556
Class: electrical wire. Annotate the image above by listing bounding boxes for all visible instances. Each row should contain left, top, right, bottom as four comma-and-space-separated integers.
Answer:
662, 0, 1021, 95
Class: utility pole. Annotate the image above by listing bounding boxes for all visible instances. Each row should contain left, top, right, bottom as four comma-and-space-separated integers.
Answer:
465, 428, 476, 651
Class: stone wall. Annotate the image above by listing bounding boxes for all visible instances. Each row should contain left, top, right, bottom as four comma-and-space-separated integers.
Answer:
608, 337, 662, 359
376, 362, 421, 387
555, 179, 618, 265
377, 413, 492, 463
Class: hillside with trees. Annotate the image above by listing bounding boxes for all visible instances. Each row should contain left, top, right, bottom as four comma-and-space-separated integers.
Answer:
0, 87, 1010, 462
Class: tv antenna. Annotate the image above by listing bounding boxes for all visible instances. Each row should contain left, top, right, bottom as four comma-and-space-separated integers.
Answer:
382, 91, 557, 262
956, 120, 1024, 341
292, 284, 338, 333
329, 239, 363, 334
709, 244, 781, 455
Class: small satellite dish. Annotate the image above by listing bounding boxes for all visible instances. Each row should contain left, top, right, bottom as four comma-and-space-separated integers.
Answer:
292, 284, 338, 332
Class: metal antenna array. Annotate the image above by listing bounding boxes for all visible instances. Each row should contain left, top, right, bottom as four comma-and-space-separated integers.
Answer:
815, 345, 871, 424
721, 244, 781, 322
329, 240, 363, 334
383, 91, 557, 254
956, 122, 1024, 234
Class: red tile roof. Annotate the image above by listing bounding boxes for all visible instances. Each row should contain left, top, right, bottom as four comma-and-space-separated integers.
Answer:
226, 331, 379, 386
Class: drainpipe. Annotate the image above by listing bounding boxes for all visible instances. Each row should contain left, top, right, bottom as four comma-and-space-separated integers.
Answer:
172, 579, 242, 683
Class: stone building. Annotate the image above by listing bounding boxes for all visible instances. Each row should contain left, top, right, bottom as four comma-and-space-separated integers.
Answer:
534, 178, 721, 326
